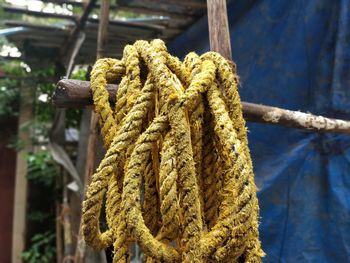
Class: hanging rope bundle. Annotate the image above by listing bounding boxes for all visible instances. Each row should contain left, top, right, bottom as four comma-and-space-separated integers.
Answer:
82, 39, 264, 262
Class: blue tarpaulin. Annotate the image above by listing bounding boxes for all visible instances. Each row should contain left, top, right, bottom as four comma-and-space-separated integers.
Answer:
169, 1, 350, 262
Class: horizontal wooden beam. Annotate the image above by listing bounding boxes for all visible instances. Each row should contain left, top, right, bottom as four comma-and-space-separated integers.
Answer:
116, 6, 195, 21
87, 17, 164, 32
40, 0, 195, 20
3, 5, 79, 22
4, 20, 69, 32
53, 79, 114, 107
53, 79, 350, 135
40, 0, 89, 7
119, 0, 207, 9
241, 102, 350, 134
2, 5, 164, 33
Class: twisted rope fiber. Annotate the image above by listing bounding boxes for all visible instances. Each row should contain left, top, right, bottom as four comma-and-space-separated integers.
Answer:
81, 39, 264, 262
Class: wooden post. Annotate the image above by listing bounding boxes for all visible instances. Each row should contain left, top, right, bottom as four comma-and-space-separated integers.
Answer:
51, 1, 98, 260
84, 0, 109, 190
207, 0, 232, 59
82, 0, 110, 195
12, 82, 34, 263
55, 202, 63, 263
75, 1, 110, 262
96, 0, 110, 59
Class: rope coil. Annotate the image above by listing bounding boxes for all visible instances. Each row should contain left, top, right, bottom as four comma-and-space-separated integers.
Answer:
82, 39, 264, 262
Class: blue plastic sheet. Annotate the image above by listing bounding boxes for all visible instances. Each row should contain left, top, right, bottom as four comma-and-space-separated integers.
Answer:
169, 1, 350, 262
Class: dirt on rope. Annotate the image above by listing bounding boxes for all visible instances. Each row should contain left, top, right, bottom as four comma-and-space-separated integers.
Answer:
81, 39, 265, 263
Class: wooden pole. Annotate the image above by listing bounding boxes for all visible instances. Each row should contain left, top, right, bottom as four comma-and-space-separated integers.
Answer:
50, 2, 97, 261
75, 1, 110, 262
241, 102, 350, 133
12, 82, 33, 263
83, 0, 110, 183
62, 170, 74, 263
207, 0, 232, 59
52, 79, 350, 135
83, 0, 109, 199
96, 1, 110, 59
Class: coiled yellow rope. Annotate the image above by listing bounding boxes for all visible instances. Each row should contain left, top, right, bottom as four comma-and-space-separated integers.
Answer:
82, 39, 265, 262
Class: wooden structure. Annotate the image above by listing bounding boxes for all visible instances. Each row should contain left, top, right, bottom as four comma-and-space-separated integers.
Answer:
3, 0, 207, 63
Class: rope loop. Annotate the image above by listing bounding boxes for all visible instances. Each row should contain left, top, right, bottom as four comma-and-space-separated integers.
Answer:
82, 39, 264, 262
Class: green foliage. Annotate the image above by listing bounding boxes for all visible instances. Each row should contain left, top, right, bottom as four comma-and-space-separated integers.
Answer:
32, 67, 55, 79
27, 151, 58, 187
34, 77, 56, 124
0, 60, 26, 119
27, 211, 51, 223
21, 231, 56, 263
2, 60, 27, 77
0, 84, 19, 117
30, 67, 56, 140
7, 134, 25, 151
71, 67, 87, 81
66, 108, 82, 128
